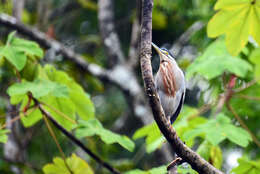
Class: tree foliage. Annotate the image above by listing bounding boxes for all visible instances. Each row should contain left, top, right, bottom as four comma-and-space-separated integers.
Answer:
0, 0, 260, 173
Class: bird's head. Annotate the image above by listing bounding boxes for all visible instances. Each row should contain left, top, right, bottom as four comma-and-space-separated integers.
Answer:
151, 42, 174, 64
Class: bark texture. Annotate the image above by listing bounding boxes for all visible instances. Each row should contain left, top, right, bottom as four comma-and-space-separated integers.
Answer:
139, 0, 224, 173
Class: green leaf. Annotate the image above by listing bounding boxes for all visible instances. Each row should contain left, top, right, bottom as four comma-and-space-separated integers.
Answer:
125, 166, 167, 174
7, 31, 16, 45
207, 0, 260, 56
18, 96, 42, 127
210, 145, 222, 169
133, 121, 165, 153
0, 129, 10, 143
197, 140, 211, 161
1, 45, 27, 71
7, 79, 69, 99
186, 39, 252, 80
231, 157, 260, 174
41, 96, 76, 130
183, 113, 252, 147
42, 65, 95, 120
43, 153, 94, 174
11, 37, 43, 58
133, 106, 207, 153
76, 119, 135, 152
249, 48, 260, 81
0, 31, 43, 71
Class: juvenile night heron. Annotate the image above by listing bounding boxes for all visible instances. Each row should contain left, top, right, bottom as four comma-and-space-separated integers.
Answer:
152, 42, 186, 124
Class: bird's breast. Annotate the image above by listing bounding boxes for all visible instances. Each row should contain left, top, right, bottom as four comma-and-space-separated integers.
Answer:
159, 63, 177, 97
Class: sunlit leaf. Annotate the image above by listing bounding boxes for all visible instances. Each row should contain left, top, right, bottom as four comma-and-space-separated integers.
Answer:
76, 119, 135, 152
7, 79, 69, 99
133, 106, 206, 153
0, 45, 27, 71
183, 113, 252, 147
0, 31, 43, 71
43, 154, 94, 174
43, 65, 95, 121
186, 39, 252, 80
207, 0, 260, 55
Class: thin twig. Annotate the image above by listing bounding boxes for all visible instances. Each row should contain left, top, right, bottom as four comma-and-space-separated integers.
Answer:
42, 114, 73, 174
234, 79, 258, 93
227, 103, 260, 148
235, 94, 260, 101
37, 103, 121, 174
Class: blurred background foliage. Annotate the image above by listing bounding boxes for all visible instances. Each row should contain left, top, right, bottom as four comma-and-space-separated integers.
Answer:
0, 0, 260, 174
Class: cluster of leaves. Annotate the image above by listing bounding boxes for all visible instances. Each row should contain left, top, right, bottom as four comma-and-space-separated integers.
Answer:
0, 32, 136, 172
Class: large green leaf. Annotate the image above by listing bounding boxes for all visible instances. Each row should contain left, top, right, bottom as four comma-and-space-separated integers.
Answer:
186, 39, 252, 80
43, 154, 94, 174
7, 79, 69, 99
183, 113, 252, 147
42, 65, 95, 120
231, 157, 260, 174
0, 129, 10, 143
75, 119, 135, 152
207, 0, 260, 56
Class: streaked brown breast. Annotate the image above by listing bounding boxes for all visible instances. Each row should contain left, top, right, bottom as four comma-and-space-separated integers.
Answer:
159, 61, 176, 97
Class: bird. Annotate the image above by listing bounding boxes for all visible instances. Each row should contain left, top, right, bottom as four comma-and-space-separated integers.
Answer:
151, 42, 186, 124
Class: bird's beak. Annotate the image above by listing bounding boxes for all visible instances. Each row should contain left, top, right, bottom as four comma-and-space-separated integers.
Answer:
151, 42, 161, 55
151, 42, 165, 61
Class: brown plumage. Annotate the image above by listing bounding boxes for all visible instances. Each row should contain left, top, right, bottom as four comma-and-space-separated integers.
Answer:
152, 42, 186, 124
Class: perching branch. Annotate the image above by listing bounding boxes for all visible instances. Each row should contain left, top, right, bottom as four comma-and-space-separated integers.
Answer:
139, 0, 223, 173
36, 102, 121, 174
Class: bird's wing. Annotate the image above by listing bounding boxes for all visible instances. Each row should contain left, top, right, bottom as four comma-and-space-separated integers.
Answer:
170, 91, 185, 124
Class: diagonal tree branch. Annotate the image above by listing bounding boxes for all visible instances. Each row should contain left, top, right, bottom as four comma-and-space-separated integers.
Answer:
0, 13, 109, 81
139, 0, 223, 173
36, 102, 121, 174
